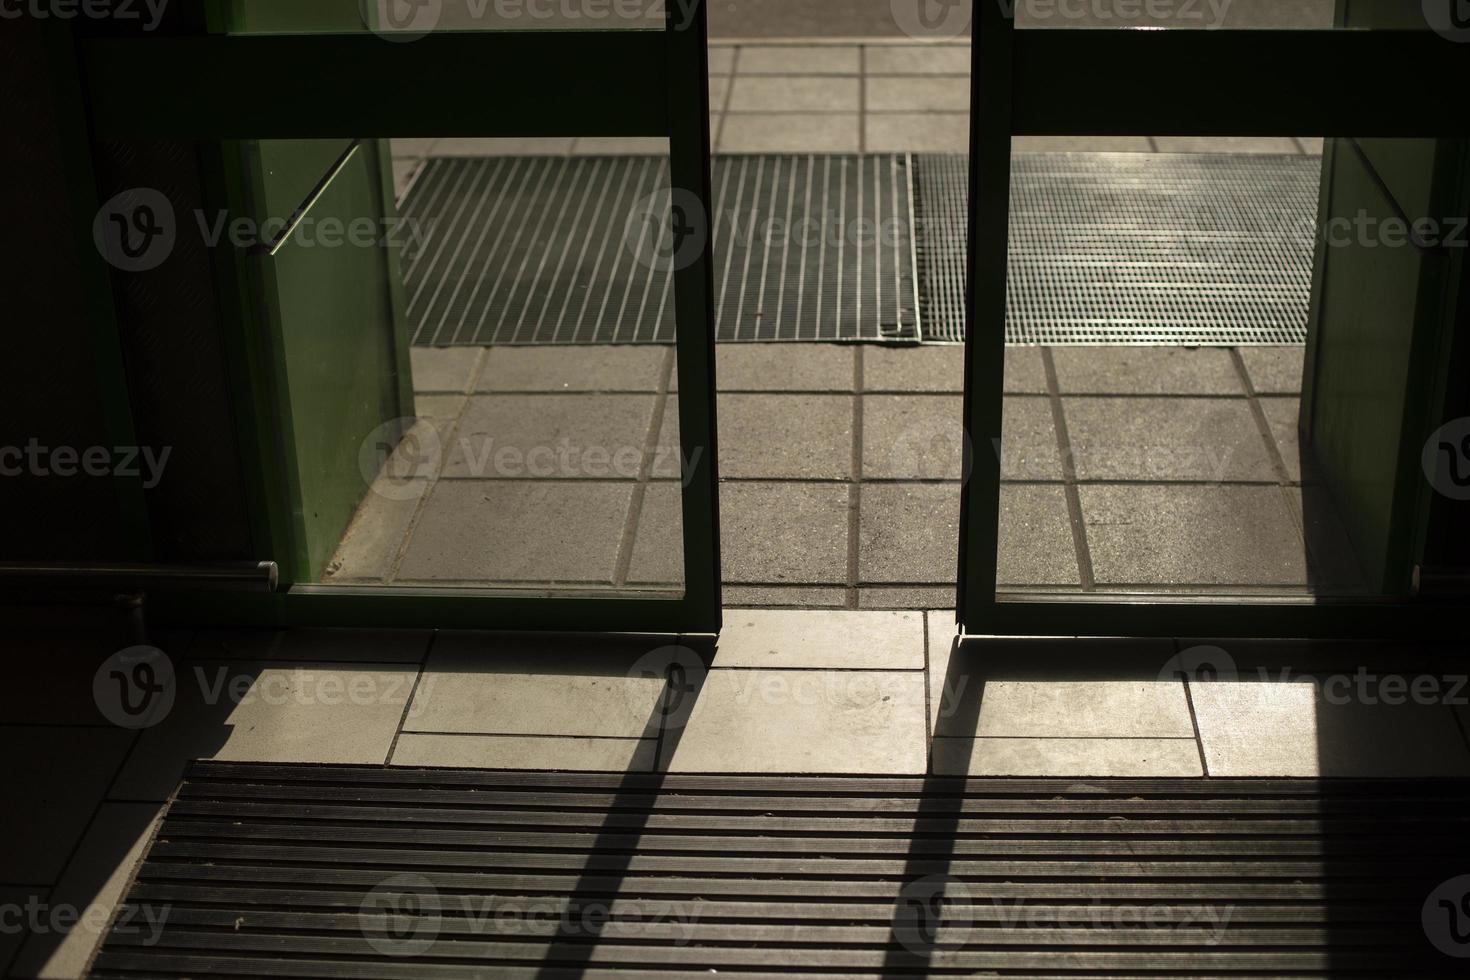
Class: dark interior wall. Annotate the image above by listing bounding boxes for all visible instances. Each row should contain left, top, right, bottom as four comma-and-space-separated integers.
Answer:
91, 139, 256, 561
0, 19, 129, 560
3, 16, 254, 565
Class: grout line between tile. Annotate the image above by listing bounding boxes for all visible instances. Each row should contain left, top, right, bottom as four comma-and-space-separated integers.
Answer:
713, 46, 741, 153
846, 347, 865, 609
385, 632, 435, 766
1229, 348, 1307, 547
857, 46, 867, 154
614, 347, 677, 586
1041, 347, 1096, 590
397, 730, 652, 742
930, 735, 1206, 742
922, 612, 934, 768
382, 391, 474, 585
1175, 637, 1213, 777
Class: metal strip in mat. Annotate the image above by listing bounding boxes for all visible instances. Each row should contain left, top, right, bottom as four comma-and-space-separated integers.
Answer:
96, 763, 1470, 977
403, 154, 919, 346
914, 152, 1322, 345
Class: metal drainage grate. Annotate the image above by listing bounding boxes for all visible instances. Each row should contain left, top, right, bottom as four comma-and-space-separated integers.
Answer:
97, 763, 1470, 977
404, 154, 919, 346
914, 152, 1322, 345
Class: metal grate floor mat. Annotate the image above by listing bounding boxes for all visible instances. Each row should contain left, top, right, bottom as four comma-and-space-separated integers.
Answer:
403, 154, 918, 346
96, 763, 1470, 977
915, 152, 1322, 345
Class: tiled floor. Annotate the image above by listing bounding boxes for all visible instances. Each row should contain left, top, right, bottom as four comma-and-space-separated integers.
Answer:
330, 342, 1357, 606
6, 616, 1468, 976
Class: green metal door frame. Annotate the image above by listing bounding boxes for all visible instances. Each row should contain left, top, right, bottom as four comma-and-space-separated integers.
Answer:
77, 9, 723, 634
958, 12, 1470, 640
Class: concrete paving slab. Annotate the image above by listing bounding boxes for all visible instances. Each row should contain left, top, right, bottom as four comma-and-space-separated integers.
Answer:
390, 138, 439, 159
1154, 137, 1304, 154
411, 346, 483, 393
708, 44, 734, 73
737, 45, 860, 74
324, 479, 426, 581
866, 113, 968, 153
442, 395, 657, 479
709, 74, 730, 107
1001, 396, 1066, 481
397, 481, 632, 583
728, 76, 861, 112
1080, 484, 1308, 586
627, 482, 684, 586
1003, 347, 1049, 394
1260, 397, 1302, 482
865, 45, 970, 75
476, 345, 669, 392
930, 671, 1196, 739
861, 394, 965, 480
111, 663, 417, 801
392, 158, 421, 200
721, 482, 850, 584
711, 609, 924, 668
718, 393, 855, 479
862, 345, 964, 392
997, 484, 1081, 586
1063, 397, 1278, 482
720, 113, 862, 153
414, 393, 469, 425
864, 347, 1044, 395
1050, 347, 1245, 396
859, 483, 960, 583
722, 585, 848, 607
860, 586, 955, 609
11, 802, 163, 979
866, 76, 968, 112
931, 737, 1203, 777
434, 137, 574, 156
1012, 137, 1152, 153
1239, 346, 1305, 395
572, 136, 670, 155
391, 733, 657, 771
0, 727, 133, 883
715, 343, 854, 391
658, 668, 927, 773
404, 633, 672, 739
1191, 681, 1470, 776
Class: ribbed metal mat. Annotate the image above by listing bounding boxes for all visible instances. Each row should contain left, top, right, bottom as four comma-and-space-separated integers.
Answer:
403, 154, 918, 346
96, 763, 1470, 977
915, 152, 1321, 345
